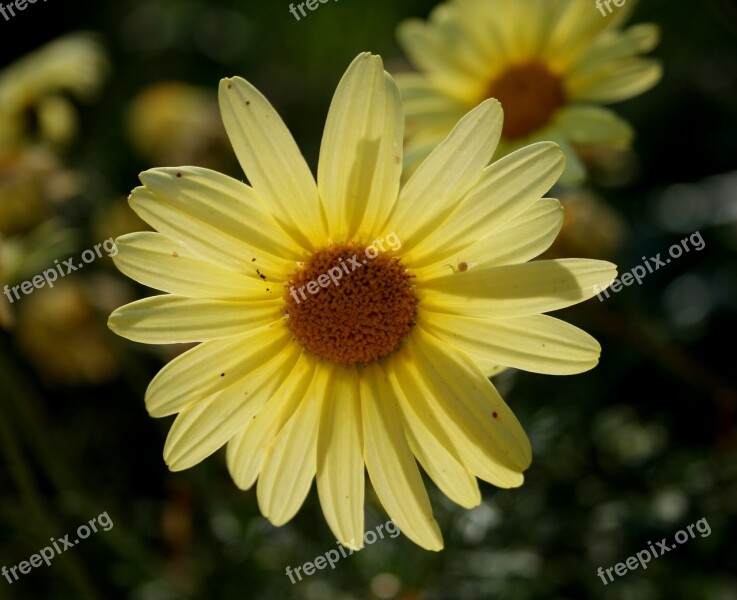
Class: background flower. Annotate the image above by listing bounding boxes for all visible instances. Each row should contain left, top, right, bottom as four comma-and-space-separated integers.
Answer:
395, 0, 662, 182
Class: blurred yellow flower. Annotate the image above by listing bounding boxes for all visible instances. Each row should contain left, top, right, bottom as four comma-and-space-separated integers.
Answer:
0, 33, 108, 154
395, 0, 662, 182
108, 53, 616, 550
0, 148, 80, 235
126, 82, 231, 168
15, 276, 126, 385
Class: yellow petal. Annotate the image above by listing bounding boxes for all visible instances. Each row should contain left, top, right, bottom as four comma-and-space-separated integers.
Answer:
227, 351, 317, 491
405, 142, 564, 266
424, 3, 494, 77
555, 105, 633, 148
567, 58, 662, 103
418, 258, 617, 318
108, 295, 283, 344
318, 53, 403, 240
360, 362, 443, 551
129, 171, 295, 279
569, 23, 660, 77
145, 321, 291, 417
385, 357, 480, 508
544, 0, 632, 71
389, 332, 530, 486
397, 19, 483, 102
316, 365, 364, 549
413, 198, 563, 281
112, 232, 270, 299
257, 363, 331, 526
218, 76, 328, 250
418, 312, 601, 375
164, 340, 301, 471
390, 99, 503, 250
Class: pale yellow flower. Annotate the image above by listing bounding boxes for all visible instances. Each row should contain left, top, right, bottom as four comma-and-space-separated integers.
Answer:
126, 82, 230, 168
0, 34, 108, 153
396, 0, 662, 182
108, 53, 616, 550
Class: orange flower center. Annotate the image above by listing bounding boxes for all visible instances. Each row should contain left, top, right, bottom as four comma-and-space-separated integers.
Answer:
284, 243, 417, 365
487, 61, 566, 140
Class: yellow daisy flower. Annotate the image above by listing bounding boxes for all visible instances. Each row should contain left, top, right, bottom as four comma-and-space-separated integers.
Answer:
108, 53, 616, 551
395, 0, 662, 182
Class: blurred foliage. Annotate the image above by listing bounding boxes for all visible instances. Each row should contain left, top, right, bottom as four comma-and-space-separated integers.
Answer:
1, 0, 736, 599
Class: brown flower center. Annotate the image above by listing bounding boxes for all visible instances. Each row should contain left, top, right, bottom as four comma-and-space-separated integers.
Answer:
285, 243, 417, 365
487, 61, 566, 140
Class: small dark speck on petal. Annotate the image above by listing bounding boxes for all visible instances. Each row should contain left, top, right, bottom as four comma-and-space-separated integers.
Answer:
246, 100, 251, 106
221, 373, 225, 377
251, 258, 256, 262
176, 172, 182, 178
172, 252, 178, 257
492, 411, 498, 419
227, 84, 232, 89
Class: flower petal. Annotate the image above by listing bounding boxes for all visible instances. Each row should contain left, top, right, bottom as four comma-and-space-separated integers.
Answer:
112, 232, 270, 299
386, 358, 480, 508
555, 105, 633, 148
218, 76, 328, 250
544, 0, 633, 71
145, 321, 291, 418
163, 340, 301, 471
227, 351, 317, 491
397, 18, 484, 101
318, 54, 403, 240
316, 364, 364, 549
413, 198, 563, 281
360, 362, 443, 551
130, 168, 297, 278
389, 99, 503, 250
569, 23, 660, 78
108, 295, 283, 344
418, 312, 601, 375
418, 258, 617, 318
567, 58, 662, 103
389, 331, 530, 486
257, 363, 331, 526
405, 142, 564, 266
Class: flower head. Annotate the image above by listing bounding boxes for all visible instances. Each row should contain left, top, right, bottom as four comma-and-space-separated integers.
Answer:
395, 0, 662, 182
109, 53, 616, 550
